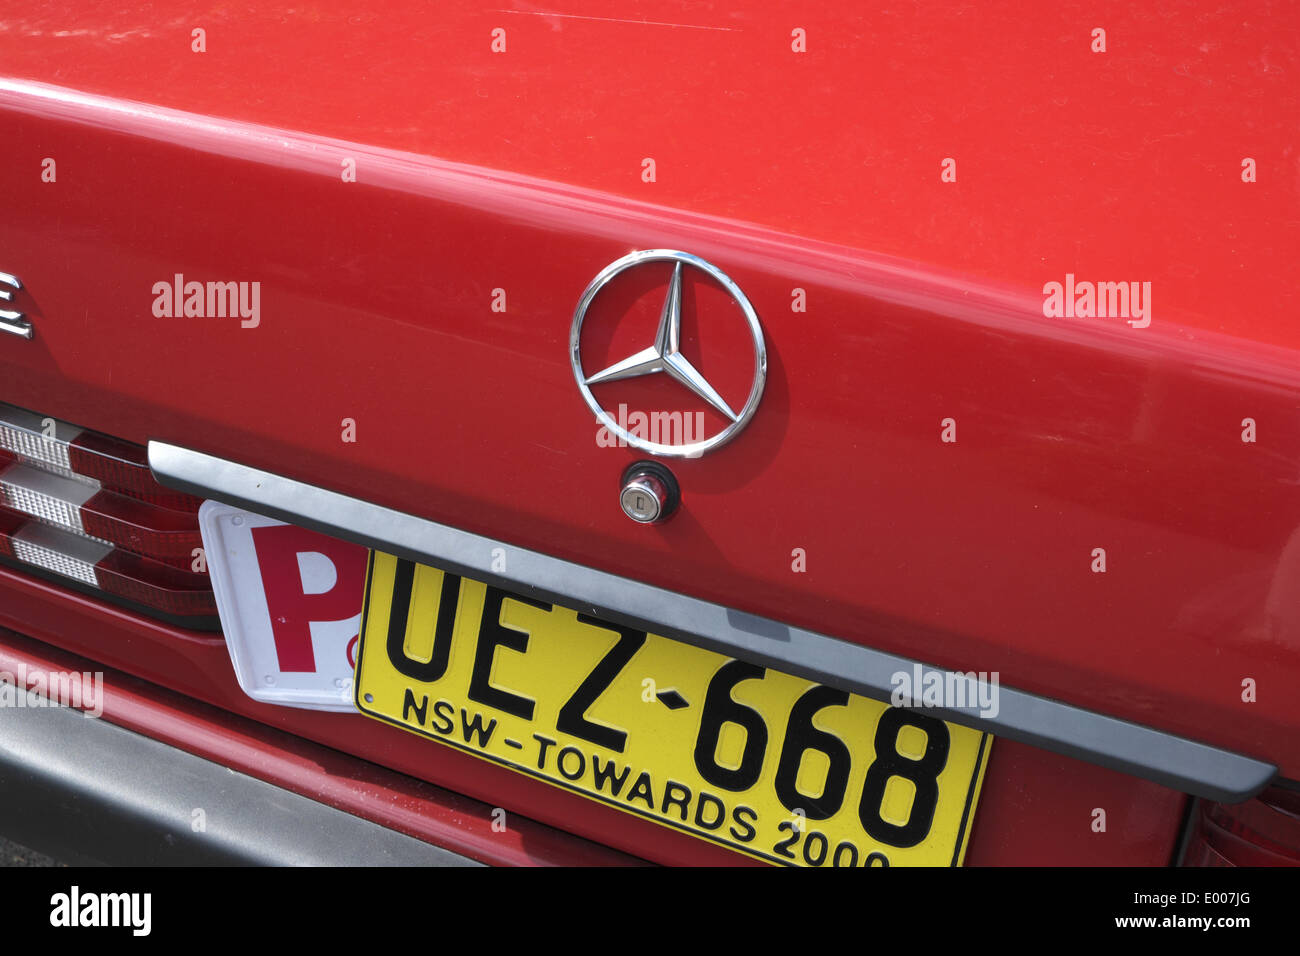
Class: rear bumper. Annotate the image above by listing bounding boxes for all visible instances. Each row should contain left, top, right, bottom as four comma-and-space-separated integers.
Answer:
0, 686, 476, 866
0, 627, 641, 866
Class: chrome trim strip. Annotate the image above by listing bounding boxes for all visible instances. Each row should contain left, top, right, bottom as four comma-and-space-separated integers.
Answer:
149, 441, 1277, 802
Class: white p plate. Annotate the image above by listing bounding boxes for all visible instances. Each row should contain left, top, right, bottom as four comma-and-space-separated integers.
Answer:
199, 500, 369, 711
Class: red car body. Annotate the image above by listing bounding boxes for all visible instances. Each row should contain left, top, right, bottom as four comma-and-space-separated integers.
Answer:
0, 2, 1296, 865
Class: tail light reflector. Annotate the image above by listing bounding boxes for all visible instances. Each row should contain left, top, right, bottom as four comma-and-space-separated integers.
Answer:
1181, 783, 1300, 866
0, 402, 217, 628
0, 506, 21, 558
0, 462, 202, 568
0, 402, 202, 509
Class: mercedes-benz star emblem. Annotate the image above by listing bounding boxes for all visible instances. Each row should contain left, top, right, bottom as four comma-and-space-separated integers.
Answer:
570, 250, 767, 458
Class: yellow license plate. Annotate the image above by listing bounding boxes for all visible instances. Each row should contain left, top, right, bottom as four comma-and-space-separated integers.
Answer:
355, 551, 992, 866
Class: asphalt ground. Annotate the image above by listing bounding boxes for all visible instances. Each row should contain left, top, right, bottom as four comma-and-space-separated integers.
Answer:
0, 836, 61, 866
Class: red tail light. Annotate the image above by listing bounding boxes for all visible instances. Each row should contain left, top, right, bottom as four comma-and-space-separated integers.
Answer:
1181, 784, 1300, 866
0, 402, 217, 628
